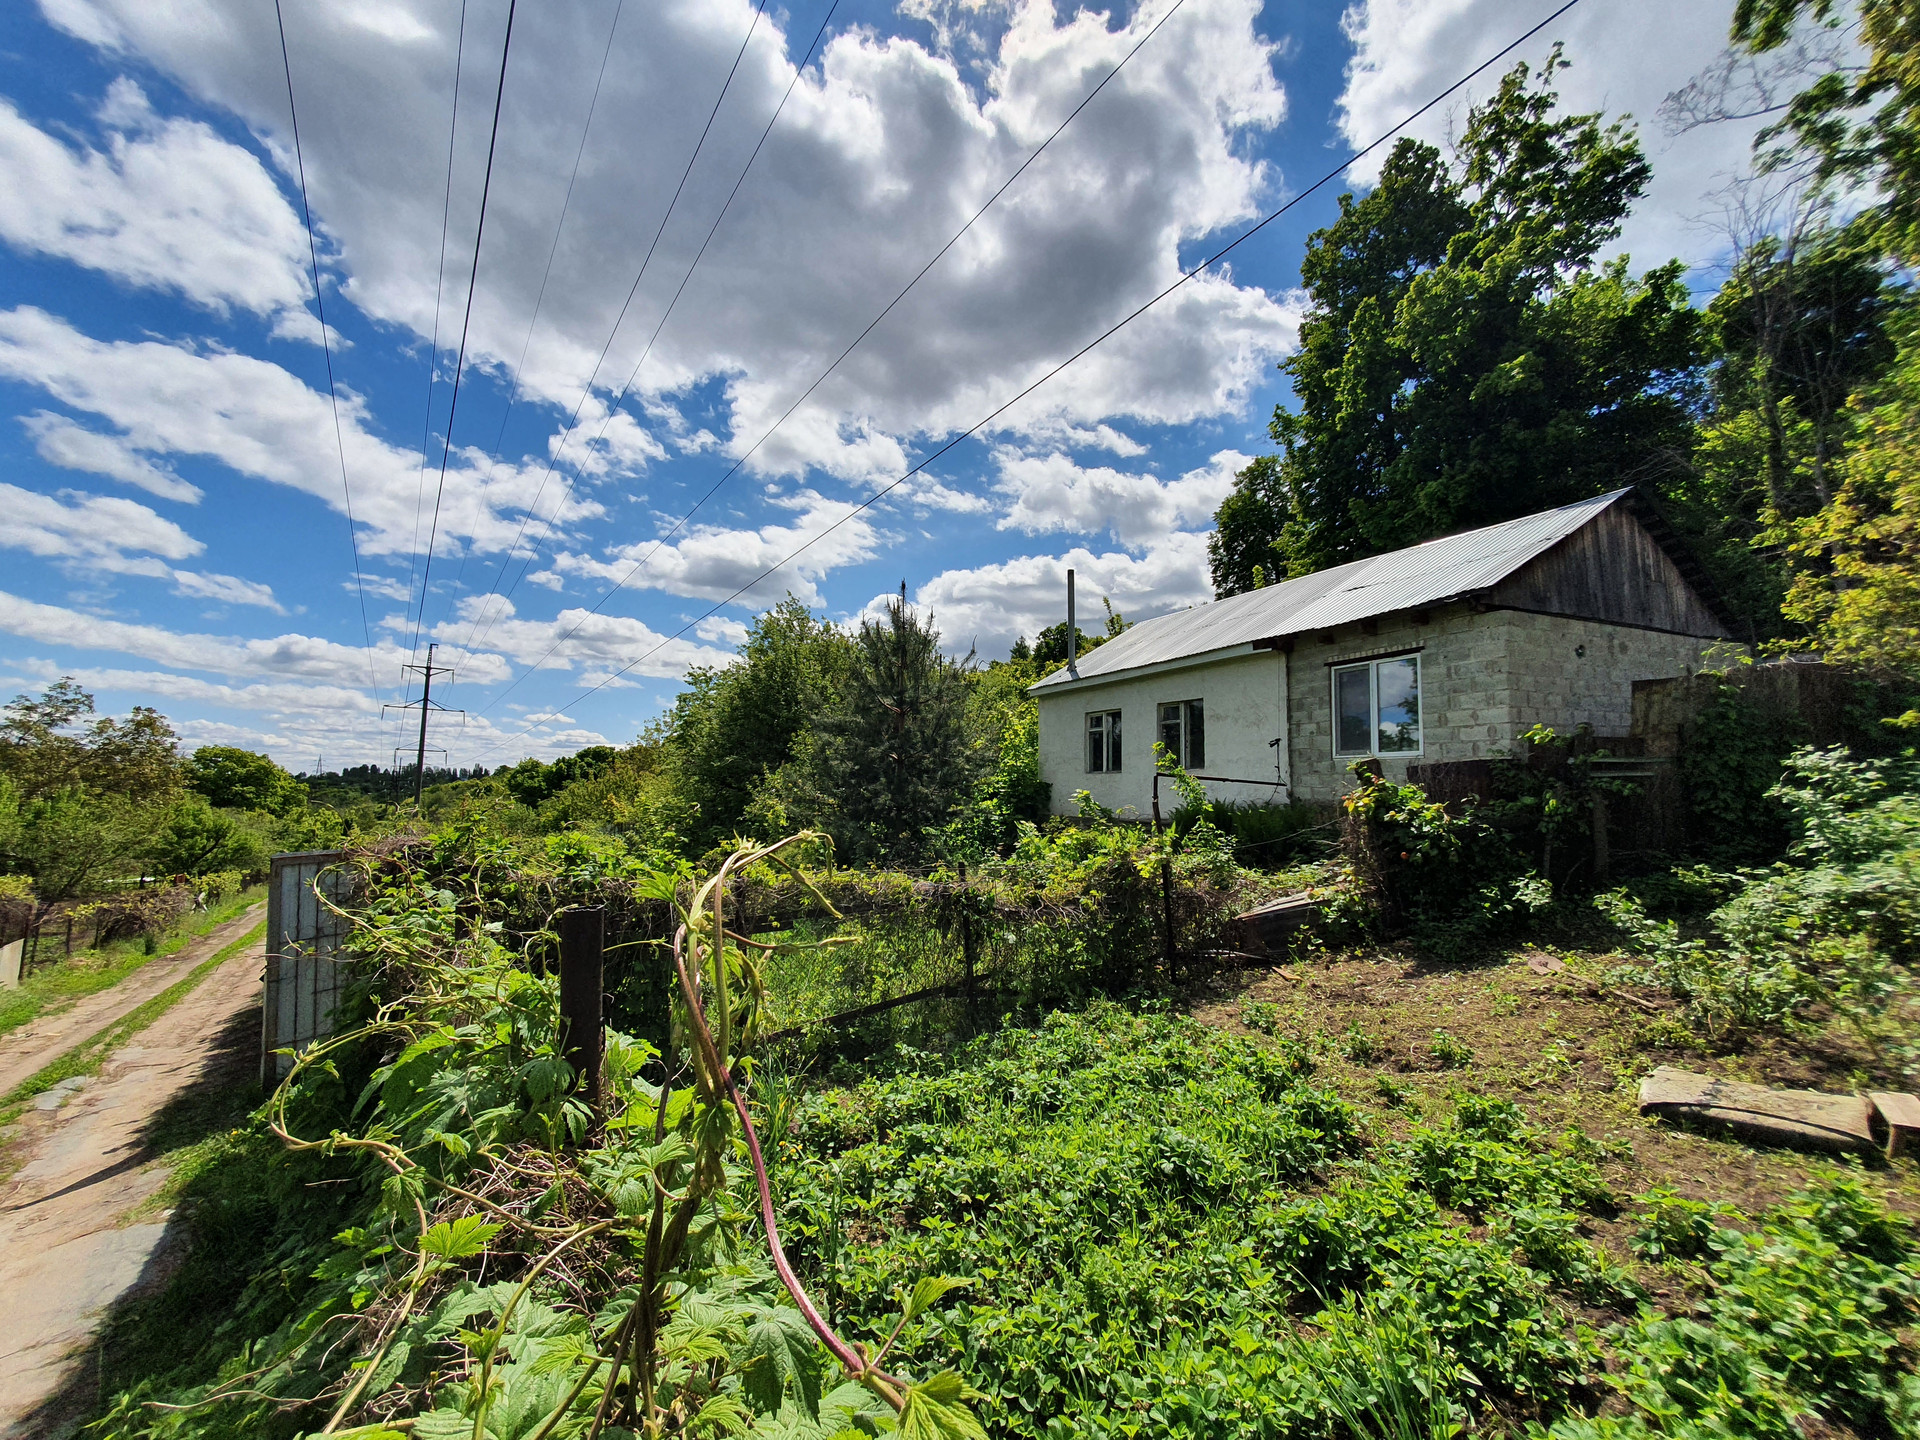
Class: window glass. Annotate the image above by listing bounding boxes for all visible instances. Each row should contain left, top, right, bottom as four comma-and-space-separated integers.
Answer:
1376, 656, 1421, 753
1086, 711, 1121, 772
1184, 699, 1205, 770
1158, 703, 1183, 766
1334, 666, 1371, 755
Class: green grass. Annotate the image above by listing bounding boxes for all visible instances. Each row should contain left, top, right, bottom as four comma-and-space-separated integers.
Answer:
0, 885, 264, 1038
0, 918, 267, 1130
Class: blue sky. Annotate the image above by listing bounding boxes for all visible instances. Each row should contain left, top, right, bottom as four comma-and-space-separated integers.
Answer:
0, 0, 1780, 770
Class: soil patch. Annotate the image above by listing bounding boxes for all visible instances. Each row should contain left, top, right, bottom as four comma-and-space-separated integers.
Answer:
1187, 944, 1920, 1233
0, 932, 265, 1439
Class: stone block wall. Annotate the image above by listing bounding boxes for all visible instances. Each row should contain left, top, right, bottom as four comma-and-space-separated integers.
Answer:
1285, 605, 1725, 804
1492, 612, 1724, 738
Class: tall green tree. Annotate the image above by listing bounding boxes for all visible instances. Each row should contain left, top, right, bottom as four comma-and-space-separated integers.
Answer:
1734, 0, 1920, 265
1784, 312, 1920, 674
790, 598, 981, 864
186, 745, 308, 815
665, 597, 855, 851
1707, 225, 1901, 515
149, 795, 272, 877
1211, 53, 1703, 593
0, 678, 182, 800
1717, 1, 1919, 657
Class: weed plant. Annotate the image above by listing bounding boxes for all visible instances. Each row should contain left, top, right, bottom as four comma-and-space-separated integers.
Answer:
1600, 745, 1920, 1070
89, 839, 987, 1440
769, 1007, 1919, 1440
83, 840, 1920, 1440
778, 1008, 1622, 1437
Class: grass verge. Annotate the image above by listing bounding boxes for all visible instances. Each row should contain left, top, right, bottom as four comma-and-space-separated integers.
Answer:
0, 918, 267, 1132
0, 886, 266, 1039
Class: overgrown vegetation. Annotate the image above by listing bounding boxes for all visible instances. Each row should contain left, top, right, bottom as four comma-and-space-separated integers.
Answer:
1602, 743, 1920, 1069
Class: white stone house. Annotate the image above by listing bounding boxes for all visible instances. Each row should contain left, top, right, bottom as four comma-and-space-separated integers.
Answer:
1029, 489, 1735, 815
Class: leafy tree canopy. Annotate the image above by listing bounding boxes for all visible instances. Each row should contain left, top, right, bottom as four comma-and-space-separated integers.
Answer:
149, 795, 272, 878
1211, 52, 1703, 593
1734, 0, 1920, 264
186, 745, 308, 816
0, 677, 182, 801
666, 597, 856, 851
501, 745, 619, 809
1785, 319, 1920, 674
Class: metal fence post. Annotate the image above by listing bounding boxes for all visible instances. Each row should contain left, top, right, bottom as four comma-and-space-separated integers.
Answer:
1160, 859, 1177, 986
559, 907, 606, 1124
958, 862, 976, 999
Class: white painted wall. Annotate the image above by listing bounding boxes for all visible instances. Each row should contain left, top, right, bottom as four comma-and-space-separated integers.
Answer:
1035, 648, 1288, 818
1036, 603, 1729, 815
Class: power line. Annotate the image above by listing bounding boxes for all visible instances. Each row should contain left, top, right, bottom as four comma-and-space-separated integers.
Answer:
402, 0, 471, 667
460, 0, 853, 654
407, 0, 520, 669
272, 0, 383, 710
465, 0, 1585, 762
448, 0, 771, 657
464, 0, 1187, 675
446, 0, 629, 603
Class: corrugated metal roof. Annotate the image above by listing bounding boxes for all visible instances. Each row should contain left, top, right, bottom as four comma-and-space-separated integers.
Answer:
1031, 489, 1628, 692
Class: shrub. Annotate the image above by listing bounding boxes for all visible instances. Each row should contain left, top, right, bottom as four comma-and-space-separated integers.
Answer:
1341, 765, 1548, 957
1601, 745, 1920, 1060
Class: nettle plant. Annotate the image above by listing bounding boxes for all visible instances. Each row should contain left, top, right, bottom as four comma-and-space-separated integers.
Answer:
133, 837, 985, 1440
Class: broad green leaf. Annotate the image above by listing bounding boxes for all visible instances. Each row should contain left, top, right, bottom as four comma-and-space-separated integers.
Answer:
360, 1338, 411, 1396
739, 1304, 825, 1418
409, 1410, 475, 1440
423, 1126, 471, 1159
900, 1276, 972, 1323
419, 1215, 504, 1260
895, 1372, 986, 1440
691, 1390, 754, 1437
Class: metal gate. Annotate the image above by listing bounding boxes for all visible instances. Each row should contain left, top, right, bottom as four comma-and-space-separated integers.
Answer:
261, 850, 354, 1085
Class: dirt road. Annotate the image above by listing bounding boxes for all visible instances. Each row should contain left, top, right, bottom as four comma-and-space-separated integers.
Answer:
0, 903, 264, 1099
0, 927, 266, 1438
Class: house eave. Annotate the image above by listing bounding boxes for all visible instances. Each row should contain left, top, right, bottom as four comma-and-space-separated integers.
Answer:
1026, 642, 1267, 697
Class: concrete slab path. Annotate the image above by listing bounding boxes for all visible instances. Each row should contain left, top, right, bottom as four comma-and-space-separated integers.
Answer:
0, 927, 266, 1438
0, 903, 263, 1098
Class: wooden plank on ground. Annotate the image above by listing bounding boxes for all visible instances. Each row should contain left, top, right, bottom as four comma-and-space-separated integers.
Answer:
1869, 1091, 1920, 1159
1638, 1066, 1874, 1154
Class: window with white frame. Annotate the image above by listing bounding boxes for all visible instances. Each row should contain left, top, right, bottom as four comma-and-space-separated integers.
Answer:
1157, 699, 1205, 769
1086, 710, 1123, 772
1331, 654, 1422, 757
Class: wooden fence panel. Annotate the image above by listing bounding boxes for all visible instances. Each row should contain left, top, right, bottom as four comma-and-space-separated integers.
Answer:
261, 850, 353, 1086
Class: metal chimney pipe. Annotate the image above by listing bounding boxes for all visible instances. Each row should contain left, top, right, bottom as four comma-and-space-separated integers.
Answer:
1067, 568, 1077, 673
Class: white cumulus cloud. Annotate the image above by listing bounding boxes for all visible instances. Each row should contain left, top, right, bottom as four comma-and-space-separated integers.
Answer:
1335, 0, 1822, 274
993, 447, 1249, 549
0, 80, 316, 327
38, 0, 1301, 482
884, 531, 1216, 656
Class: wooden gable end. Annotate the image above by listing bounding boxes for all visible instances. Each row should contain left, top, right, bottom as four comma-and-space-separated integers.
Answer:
1488, 498, 1732, 638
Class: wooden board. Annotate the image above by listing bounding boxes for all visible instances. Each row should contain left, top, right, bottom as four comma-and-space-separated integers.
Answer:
1638, 1066, 1874, 1153
1490, 499, 1731, 638
1232, 894, 1318, 953
1869, 1091, 1920, 1158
